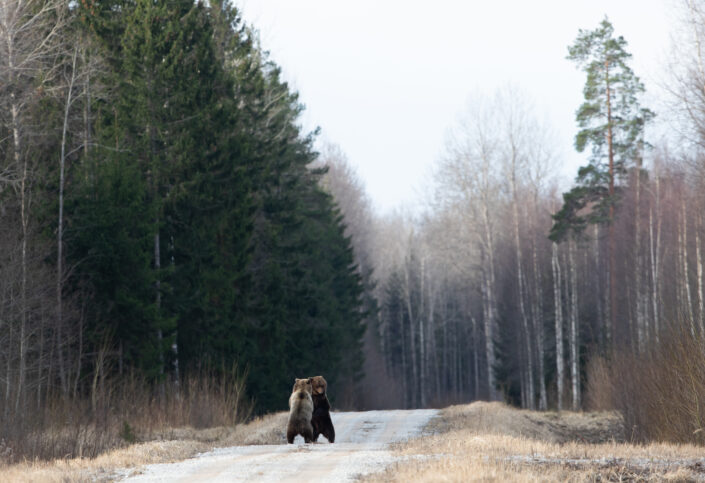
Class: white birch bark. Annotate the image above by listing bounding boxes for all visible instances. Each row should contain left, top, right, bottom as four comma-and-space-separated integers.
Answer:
510, 157, 534, 409
649, 170, 661, 342
402, 257, 418, 406
635, 164, 645, 352
532, 231, 547, 410
568, 239, 580, 411
551, 242, 564, 411
681, 200, 696, 333
697, 216, 705, 334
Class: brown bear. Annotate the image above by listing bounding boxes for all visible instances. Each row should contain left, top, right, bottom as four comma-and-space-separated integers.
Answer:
286, 378, 314, 444
309, 375, 335, 443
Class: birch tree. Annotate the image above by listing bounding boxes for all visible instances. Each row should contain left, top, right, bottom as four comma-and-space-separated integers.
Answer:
435, 96, 503, 401
0, 0, 67, 407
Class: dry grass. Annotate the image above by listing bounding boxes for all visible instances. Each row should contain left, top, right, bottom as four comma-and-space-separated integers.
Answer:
367, 402, 705, 482
0, 411, 288, 482
0, 368, 252, 464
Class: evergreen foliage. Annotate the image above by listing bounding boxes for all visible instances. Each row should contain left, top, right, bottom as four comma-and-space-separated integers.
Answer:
550, 18, 653, 241
60, 0, 365, 412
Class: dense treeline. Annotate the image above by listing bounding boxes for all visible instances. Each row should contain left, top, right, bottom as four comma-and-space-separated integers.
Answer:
352, 11, 705, 420
0, 0, 364, 423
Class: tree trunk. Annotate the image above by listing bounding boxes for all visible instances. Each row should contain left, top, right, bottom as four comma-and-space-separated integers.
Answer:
697, 215, 704, 334
552, 242, 564, 411
681, 199, 695, 333
605, 60, 617, 346
532, 231, 547, 410
482, 202, 499, 401
649, 170, 661, 342
635, 163, 645, 352
57, 47, 79, 396
419, 257, 426, 408
399, 308, 408, 408
403, 261, 417, 407
568, 239, 580, 411
511, 166, 534, 409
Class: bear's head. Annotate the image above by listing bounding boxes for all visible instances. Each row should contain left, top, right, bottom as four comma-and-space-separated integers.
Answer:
309, 375, 327, 395
292, 378, 312, 394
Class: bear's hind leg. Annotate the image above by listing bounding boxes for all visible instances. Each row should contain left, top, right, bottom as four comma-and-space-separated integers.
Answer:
323, 419, 335, 443
303, 426, 314, 444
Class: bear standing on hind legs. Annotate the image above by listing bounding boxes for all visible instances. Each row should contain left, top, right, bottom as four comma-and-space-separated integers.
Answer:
286, 378, 314, 444
309, 376, 335, 443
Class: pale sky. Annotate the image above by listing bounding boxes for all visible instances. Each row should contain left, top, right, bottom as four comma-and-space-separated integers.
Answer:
238, 1, 675, 214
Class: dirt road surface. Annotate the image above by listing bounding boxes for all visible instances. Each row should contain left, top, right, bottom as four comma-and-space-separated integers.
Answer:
122, 409, 438, 482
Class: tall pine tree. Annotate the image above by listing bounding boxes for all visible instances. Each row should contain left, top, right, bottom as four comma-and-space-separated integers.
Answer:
550, 18, 653, 344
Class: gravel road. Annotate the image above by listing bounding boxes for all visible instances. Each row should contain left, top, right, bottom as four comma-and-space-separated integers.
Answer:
122, 409, 438, 482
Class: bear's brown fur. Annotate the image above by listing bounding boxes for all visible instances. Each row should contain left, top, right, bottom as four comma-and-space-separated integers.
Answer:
309, 375, 335, 443
286, 378, 314, 444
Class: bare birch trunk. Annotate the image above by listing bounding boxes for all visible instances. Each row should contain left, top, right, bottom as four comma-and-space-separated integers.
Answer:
697, 215, 705, 334
551, 242, 564, 411
57, 47, 79, 396
17, 108, 27, 413
681, 200, 695, 333
403, 262, 417, 407
399, 309, 408, 408
568, 239, 580, 411
511, 167, 534, 409
482, 202, 498, 401
650, 170, 661, 342
532, 233, 547, 410
635, 164, 645, 352
419, 257, 426, 408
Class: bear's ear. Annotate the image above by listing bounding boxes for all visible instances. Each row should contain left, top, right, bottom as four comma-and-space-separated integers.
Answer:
307, 377, 313, 382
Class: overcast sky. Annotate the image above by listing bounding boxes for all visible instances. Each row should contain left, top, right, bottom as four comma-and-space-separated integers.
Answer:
238, 1, 675, 214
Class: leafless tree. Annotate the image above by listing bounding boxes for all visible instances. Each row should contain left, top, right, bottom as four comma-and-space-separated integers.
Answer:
0, 0, 68, 410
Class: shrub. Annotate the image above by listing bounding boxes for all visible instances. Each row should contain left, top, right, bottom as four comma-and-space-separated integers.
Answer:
0, 365, 252, 463
586, 326, 705, 444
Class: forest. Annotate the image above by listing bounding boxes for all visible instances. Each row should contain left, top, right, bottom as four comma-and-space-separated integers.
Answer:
1, 0, 705, 463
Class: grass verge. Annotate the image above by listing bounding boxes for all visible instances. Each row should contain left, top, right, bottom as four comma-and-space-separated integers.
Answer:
366, 401, 705, 482
0, 411, 288, 482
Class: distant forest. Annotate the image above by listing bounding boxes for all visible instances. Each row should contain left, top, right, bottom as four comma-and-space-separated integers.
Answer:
2, 0, 705, 449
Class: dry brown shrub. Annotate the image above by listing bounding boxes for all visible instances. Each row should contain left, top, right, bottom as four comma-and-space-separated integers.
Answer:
0, 411, 288, 482
585, 355, 614, 411
587, 326, 705, 444
0, 366, 252, 464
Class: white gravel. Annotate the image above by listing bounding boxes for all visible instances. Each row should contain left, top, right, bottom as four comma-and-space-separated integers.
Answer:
121, 409, 438, 482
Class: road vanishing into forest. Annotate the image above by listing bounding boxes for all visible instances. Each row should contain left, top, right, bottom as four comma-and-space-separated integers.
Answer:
122, 409, 438, 482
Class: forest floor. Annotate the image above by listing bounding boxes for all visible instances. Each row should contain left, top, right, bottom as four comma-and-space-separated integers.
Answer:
2, 402, 704, 481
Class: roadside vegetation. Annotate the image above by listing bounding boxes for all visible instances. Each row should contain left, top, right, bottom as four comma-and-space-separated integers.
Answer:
369, 402, 705, 482
0, 369, 254, 465
0, 409, 287, 483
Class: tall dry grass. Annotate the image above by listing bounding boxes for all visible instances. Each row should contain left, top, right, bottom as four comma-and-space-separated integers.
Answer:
586, 326, 705, 444
0, 367, 251, 464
